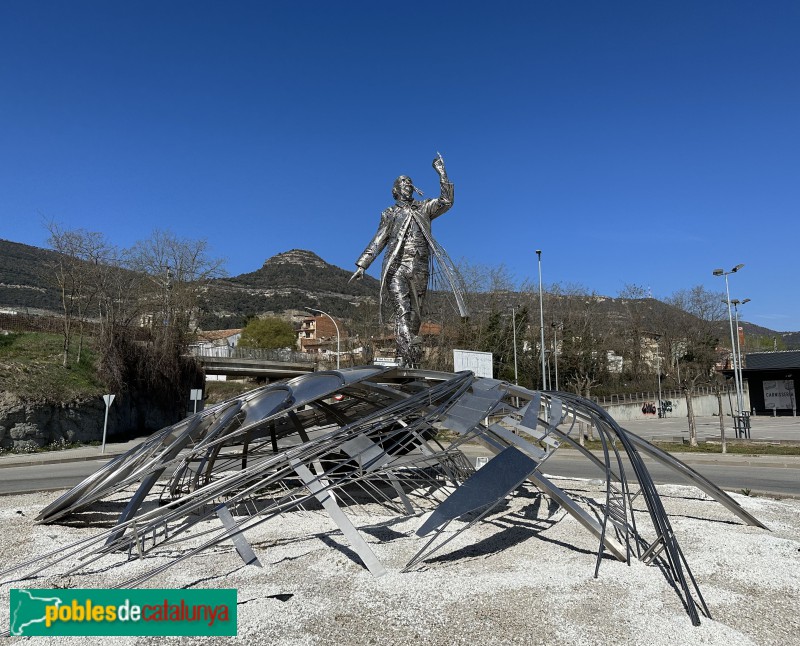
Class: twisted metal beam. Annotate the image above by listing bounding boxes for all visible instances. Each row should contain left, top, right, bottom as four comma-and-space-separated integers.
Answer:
1, 368, 767, 629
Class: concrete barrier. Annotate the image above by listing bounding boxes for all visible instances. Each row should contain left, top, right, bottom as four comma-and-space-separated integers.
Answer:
603, 392, 751, 422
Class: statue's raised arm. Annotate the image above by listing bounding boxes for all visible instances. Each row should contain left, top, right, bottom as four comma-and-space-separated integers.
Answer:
433, 152, 446, 177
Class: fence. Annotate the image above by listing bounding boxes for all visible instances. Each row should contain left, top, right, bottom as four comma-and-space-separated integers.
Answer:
0, 312, 65, 334
592, 384, 746, 407
188, 345, 316, 364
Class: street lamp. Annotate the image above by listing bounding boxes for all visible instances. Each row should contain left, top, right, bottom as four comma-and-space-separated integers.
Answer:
651, 332, 663, 417
536, 250, 546, 390
656, 354, 663, 418
731, 298, 751, 417
713, 264, 744, 429
306, 307, 340, 370
511, 306, 519, 385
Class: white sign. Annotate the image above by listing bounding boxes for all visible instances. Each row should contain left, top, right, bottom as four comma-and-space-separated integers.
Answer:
453, 349, 493, 378
101, 394, 115, 454
763, 380, 796, 410
374, 357, 400, 367
190, 389, 203, 401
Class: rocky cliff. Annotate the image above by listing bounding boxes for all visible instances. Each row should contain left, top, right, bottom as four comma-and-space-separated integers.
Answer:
0, 392, 180, 452
198, 249, 379, 328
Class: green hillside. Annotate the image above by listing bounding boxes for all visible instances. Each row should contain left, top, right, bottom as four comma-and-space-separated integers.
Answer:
0, 332, 105, 402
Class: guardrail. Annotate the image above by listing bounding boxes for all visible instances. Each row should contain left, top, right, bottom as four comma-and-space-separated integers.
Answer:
188, 345, 316, 364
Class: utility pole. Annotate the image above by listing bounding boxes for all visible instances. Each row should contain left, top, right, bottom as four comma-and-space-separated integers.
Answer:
536, 250, 546, 390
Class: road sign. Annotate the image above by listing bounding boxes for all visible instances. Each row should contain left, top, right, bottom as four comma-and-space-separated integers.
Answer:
190, 389, 203, 414
101, 394, 115, 454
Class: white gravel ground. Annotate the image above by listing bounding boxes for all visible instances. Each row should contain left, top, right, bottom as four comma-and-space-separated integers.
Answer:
1, 478, 798, 646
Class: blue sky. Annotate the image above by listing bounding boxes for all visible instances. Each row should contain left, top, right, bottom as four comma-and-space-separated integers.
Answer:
2, 2, 799, 330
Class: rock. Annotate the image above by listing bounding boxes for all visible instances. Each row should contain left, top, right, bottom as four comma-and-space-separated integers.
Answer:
9, 422, 42, 441
0, 393, 183, 450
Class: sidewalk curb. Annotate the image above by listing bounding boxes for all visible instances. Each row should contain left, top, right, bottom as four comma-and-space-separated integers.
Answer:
650, 456, 800, 469
0, 452, 119, 469
455, 444, 800, 469
3, 444, 800, 470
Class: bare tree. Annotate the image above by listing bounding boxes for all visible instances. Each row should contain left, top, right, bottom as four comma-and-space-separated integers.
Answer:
678, 332, 720, 447
616, 283, 652, 381
348, 300, 382, 365
549, 284, 608, 401
90, 231, 225, 411
661, 284, 726, 445
666, 285, 726, 323
126, 230, 227, 338
423, 259, 520, 375
712, 377, 727, 453
45, 222, 112, 366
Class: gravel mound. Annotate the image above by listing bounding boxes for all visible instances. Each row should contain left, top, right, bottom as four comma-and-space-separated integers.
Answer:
1, 479, 798, 645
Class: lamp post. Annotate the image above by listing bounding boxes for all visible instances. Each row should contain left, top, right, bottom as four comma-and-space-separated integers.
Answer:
656, 354, 663, 418
731, 298, 750, 417
306, 307, 340, 370
653, 332, 663, 418
713, 264, 744, 432
512, 306, 519, 385
536, 250, 547, 390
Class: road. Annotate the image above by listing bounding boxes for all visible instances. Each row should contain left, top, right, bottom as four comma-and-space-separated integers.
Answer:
1, 449, 798, 498
0, 461, 109, 496
541, 452, 800, 497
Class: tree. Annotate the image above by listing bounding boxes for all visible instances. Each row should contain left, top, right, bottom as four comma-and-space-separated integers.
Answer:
45, 221, 112, 367
126, 229, 226, 338
546, 284, 609, 399
348, 300, 383, 365
98, 230, 225, 411
616, 283, 651, 381
677, 324, 720, 447
420, 259, 518, 374
239, 317, 296, 349
712, 376, 727, 454
666, 285, 726, 322
663, 285, 726, 385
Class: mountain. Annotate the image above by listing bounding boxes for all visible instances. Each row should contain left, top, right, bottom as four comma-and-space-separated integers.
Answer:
2, 239, 799, 349
0, 239, 63, 314
198, 249, 379, 328
781, 331, 800, 347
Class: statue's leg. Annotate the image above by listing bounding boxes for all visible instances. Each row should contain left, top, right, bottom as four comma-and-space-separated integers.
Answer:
408, 259, 429, 339
388, 267, 415, 367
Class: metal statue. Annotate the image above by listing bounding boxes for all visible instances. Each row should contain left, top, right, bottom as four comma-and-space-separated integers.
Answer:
350, 154, 467, 367
0, 367, 767, 630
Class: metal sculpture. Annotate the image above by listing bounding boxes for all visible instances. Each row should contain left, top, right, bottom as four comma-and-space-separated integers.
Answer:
0, 368, 767, 631
350, 154, 468, 367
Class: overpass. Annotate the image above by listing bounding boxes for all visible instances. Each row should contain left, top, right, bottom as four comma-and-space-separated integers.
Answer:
190, 347, 316, 380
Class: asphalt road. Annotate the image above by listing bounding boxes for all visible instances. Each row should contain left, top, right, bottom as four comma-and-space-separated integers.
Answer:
542, 452, 800, 497
1, 450, 798, 498
0, 461, 108, 496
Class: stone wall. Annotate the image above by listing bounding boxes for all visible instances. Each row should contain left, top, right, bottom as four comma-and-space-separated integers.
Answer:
0, 392, 179, 451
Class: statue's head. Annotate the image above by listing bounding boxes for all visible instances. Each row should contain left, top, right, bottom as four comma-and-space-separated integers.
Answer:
392, 175, 416, 201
